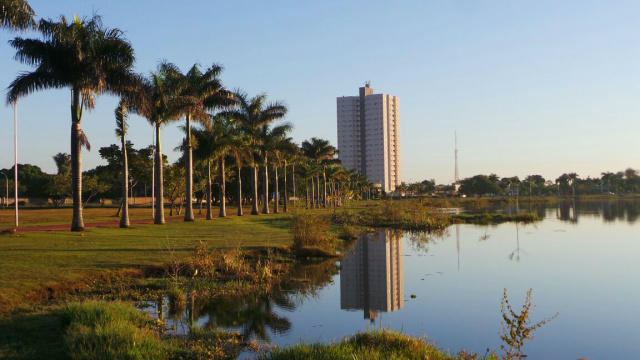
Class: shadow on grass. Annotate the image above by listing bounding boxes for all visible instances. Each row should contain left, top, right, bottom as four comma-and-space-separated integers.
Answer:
254, 216, 291, 230
0, 311, 66, 360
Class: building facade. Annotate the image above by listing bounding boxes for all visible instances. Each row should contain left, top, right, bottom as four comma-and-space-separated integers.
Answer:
337, 83, 401, 193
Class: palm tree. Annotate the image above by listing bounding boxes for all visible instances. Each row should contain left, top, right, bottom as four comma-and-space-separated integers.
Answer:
7, 15, 136, 231
230, 135, 251, 216
296, 163, 316, 209
568, 172, 579, 197
167, 63, 232, 222
114, 100, 130, 228
255, 123, 294, 214
221, 90, 287, 215
280, 141, 300, 212
128, 62, 206, 225
301, 138, 340, 208
192, 114, 242, 219
0, 0, 35, 31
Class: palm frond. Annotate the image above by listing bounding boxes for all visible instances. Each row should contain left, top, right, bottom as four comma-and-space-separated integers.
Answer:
78, 129, 91, 151
0, 0, 36, 31
114, 99, 128, 139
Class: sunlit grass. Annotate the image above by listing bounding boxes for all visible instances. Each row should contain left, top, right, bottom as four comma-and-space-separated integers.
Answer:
0, 212, 293, 314
258, 329, 494, 360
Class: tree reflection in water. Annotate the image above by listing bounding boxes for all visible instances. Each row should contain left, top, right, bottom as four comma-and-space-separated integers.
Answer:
556, 199, 639, 224
147, 259, 338, 343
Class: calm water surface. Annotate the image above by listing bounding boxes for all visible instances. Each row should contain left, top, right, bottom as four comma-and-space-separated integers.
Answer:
146, 200, 640, 359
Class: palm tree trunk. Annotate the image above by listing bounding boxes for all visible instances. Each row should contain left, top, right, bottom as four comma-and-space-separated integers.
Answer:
283, 161, 288, 212
305, 179, 310, 209
184, 114, 195, 221
316, 175, 321, 208
292, 164, 296, 208
115, 199, 123, 217
307, 176, 316, 209
251, 165, 259, 215
120, 134, 130, 228
154, 124, 165, 224
322, 167, 327, 208
219, 156, 226, 217
237, 165, 243, 216
273, 164, 279, 214
262, 156, 269, 214
206, 159, 212, 220
70, 90, 84, 231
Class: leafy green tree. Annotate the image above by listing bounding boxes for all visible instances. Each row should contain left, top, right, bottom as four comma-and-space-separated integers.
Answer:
82, 174, 110, 206
221, 90, 287, 215
163, 163, 185, 217
624, 168, 639, 193
524, 175, 545, 196
7, 14, 136, 231
0, 0, 35, 31
459, 175, 501, 196
48, 153, 71, 206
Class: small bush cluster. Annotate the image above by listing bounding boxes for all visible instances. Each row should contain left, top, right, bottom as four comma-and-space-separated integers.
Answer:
188, 242, 283, 284
289, 211, 334, 255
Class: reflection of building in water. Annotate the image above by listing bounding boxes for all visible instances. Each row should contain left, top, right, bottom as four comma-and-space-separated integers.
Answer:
340, 230, 404, 322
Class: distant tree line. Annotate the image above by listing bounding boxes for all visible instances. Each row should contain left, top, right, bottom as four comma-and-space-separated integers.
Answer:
442, 170, 640, 197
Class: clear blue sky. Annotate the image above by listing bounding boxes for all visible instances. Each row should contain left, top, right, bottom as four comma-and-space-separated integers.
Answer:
1, 1, 638, 184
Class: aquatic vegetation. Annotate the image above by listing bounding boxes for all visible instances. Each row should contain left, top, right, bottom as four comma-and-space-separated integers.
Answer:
500, 288, 558, 360
452, 212, 539, 225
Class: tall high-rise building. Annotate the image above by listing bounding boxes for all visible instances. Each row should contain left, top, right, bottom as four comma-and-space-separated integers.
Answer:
337, 82, 401, 193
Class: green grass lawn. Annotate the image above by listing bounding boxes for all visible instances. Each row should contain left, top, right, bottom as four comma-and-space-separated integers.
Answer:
0, 209, 295, 314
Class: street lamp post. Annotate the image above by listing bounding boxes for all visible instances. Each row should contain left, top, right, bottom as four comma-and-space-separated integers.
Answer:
13, 101, 18, 228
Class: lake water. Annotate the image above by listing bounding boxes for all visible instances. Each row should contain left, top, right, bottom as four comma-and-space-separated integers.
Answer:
145, 199, 640, 359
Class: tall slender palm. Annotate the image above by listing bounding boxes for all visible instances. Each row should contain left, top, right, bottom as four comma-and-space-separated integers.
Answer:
192, 114, 242, 219
296, 163, 315, 209
128, 62, 206, 225
255, 123, 293, 214
279, 141, 300, 212
167, 63, 232, 222
0, 0, 35, 31
230, 136, 251, 216
114, 100, 130, 228
221, 90, 287, 215
7, 15, 136, 231
301, 138, 340, 208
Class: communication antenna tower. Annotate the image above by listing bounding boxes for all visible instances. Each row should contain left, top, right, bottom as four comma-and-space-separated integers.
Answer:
454, 132, 459, 184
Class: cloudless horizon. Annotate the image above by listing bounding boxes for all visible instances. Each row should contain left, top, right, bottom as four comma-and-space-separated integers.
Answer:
1, 1, 638, 185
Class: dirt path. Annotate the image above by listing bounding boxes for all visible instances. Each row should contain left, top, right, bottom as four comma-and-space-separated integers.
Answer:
4, 213, 234, 233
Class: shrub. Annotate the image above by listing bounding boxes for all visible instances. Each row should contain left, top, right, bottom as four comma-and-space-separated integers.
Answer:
289, 211, 333, 254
